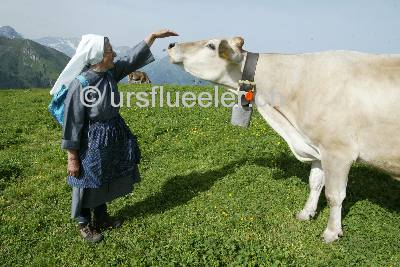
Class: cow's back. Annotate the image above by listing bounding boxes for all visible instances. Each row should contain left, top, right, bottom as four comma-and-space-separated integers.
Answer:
256, 51, 400, 175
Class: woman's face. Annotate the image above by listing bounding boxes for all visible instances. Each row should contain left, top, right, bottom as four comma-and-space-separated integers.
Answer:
102, 41, 116, 69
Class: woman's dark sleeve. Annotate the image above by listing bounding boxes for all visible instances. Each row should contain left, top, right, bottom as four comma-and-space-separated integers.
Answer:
110, 40, 155, 82
61, 79, 86, 150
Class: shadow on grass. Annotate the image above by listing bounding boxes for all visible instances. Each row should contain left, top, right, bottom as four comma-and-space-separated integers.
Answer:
253, 152, 400, 218
117, 160, 244, 220
118, 152, 400, 221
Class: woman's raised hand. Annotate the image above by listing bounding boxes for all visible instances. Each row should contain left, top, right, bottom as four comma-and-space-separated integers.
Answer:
145, 29, 179, 46
152, 29, 179, 39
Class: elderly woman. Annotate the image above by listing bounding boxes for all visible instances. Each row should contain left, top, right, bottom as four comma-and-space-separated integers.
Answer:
53, 29, 178, 243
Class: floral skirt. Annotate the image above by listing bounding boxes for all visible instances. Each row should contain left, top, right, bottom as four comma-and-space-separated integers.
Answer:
67, 114, 141, 188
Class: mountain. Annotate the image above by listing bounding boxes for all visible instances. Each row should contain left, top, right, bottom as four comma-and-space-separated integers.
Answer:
34, 36, 80, 57
0, 37, 70, 88
138, 56, 211, 86
0, 26, 23, 39
35, 36, 132, 59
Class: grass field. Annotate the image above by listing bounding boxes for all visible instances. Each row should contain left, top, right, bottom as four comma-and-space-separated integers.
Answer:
1, 84, 400, 266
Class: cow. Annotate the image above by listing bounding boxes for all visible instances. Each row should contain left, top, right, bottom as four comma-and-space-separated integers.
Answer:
167, 37, 400, 242
128, 71, 151, 84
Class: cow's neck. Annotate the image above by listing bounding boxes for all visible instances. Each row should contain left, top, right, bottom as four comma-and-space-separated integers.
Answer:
218, 52, 260, 90
216, 52, 320, 161
216, 63, 244, 89
217, 52, 304, 136
250, 52, 320, 161
218, 52, 301, 115
254, 53, 301, 113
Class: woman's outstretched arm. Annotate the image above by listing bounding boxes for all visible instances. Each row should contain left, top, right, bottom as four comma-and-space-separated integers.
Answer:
111, 29, 178, 82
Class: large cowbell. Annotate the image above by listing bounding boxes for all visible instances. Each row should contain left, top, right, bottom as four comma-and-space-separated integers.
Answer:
230, 52, 259, 128
231, 81, 255, 128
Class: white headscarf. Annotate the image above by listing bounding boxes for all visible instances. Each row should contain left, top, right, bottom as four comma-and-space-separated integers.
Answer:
49, 34, 105, 95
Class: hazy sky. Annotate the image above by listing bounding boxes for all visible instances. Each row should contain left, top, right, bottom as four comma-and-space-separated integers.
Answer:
1, 0, 400, 57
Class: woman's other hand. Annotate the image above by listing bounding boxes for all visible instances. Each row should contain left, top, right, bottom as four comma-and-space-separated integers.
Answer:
67, 150, 80, 178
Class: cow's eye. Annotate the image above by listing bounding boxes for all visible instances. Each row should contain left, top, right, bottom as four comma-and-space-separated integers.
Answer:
206, 43, 216, 50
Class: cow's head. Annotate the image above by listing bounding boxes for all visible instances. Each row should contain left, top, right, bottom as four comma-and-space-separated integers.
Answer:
167, 37, 246, 88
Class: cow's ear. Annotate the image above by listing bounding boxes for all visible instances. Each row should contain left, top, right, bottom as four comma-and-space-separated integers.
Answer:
218, 39, 243, 63
218, 40, 233, 60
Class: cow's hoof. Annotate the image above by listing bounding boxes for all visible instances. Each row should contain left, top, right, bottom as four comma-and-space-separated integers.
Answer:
322, 228, 343, 243
296, 209, 315, 221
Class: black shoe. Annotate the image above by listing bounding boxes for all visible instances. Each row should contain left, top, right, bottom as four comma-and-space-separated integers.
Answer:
78, 223, 104, 243
94, 214, 123, 230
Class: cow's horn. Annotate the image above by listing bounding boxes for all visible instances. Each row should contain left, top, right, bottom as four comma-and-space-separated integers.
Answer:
233, 36, 244, 50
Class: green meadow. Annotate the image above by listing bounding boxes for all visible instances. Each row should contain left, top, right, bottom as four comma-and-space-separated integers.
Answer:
1, 84, 399, 266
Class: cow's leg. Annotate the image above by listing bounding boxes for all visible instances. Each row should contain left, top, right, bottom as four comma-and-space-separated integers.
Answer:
321, 154, 352, 243
297, 160, 324, 221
